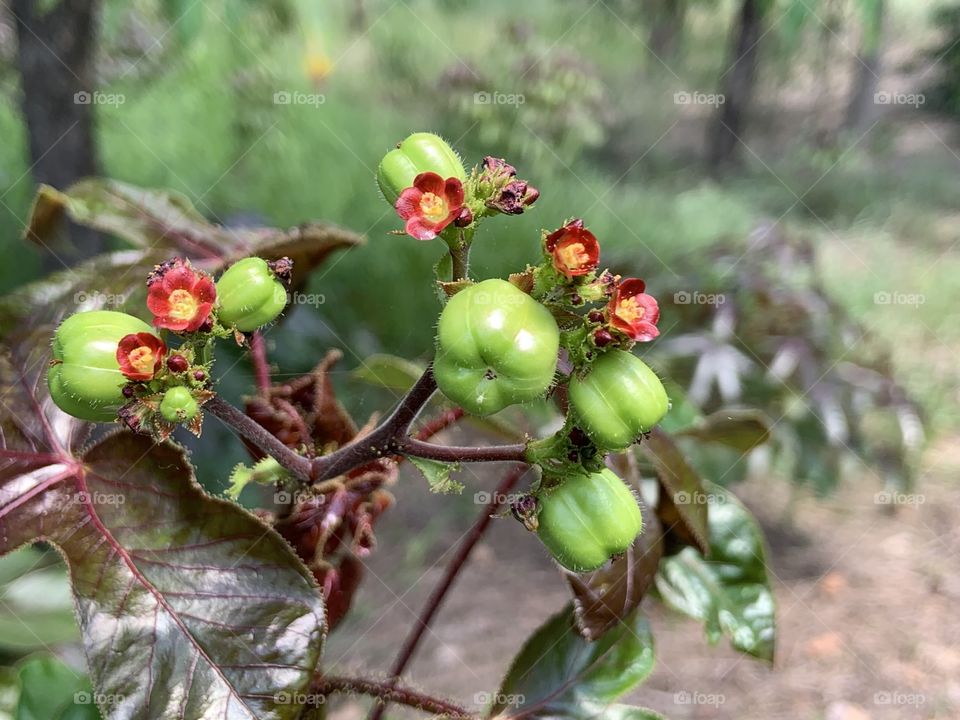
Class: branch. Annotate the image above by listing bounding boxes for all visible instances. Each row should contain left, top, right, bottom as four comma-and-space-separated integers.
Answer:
205, 396, 312, 480
249, 331, 272, 397
368, 464, 528, 720
315, 675, 478, 720
396, 437, 528, 464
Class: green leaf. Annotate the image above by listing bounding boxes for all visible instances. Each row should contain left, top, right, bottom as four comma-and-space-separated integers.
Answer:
14, 656, 97, 720
352, 354, 426, 391
676, 410, 771, 453
0, 432, 326, 720
226, 456, 291, 500
0, 552, 79, 650
409, 456, 463, 494
640, 429, 709, 555
600, 706, 667, 720
655, 484, 776, 662
488, 607, 655, 718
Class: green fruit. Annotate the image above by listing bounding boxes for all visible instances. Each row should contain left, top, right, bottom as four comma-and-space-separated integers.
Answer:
568, 350, 669, 450
536, 469, 643, 572
216, 257, 287, 332
159, 386, 198, 422
434, 279, 559, 416
377, 132, 466, 204
47, 311, 154, 422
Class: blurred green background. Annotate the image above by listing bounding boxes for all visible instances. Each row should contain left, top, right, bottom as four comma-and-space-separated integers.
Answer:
1, 0, 959, 717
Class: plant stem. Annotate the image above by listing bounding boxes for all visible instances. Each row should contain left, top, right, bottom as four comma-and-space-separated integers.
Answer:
367, 464, 527, 720
315, 675, 478, 719
449, 231, 471, 280
249, 331, 271, 396
396, 437, 528, 464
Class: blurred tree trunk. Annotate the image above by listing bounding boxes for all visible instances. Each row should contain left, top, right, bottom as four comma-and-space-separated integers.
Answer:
649, 0, 686, 59
707, 0, 766, 171
12, 0, 104, 266
844, 0, 885, 133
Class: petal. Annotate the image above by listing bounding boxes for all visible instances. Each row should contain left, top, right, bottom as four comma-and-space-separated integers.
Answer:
632, 321, 660, 342
405, 217, 438, 241
619, 277, 647, 297
443, 177, 465, 207
395, 188, 423, 220
161, 265, 199, 292
413, 172, 445, 196
194, 276, 217, 303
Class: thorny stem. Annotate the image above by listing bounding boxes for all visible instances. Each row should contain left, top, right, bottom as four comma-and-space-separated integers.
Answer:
368, 464, 528, 720
314, 675, 478, 719
249, 331, 272, 397
208, 367, 530, 485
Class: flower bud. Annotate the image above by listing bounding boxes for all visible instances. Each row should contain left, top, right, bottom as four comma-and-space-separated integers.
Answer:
167, 354, 189, 373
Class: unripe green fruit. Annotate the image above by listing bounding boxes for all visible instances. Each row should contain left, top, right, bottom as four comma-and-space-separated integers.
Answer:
536, 469, 643, 572
48, 311, 154, 422
216, 257, 287, 332
568, 350, 669, 450
377, 132, 466, 204
159, 386, 198, 422
434, 279, 559, 416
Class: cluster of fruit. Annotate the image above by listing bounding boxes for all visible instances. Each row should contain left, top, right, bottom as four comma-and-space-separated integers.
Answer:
377, 133, 670, 572
48, 257, 289, 435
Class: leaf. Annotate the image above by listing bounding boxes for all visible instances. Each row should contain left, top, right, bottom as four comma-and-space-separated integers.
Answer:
600, 707, 666, 720
409, 456, 463, 494
14, 656, 98, 720
676, 410, 771, 453
654, 484, 776, 662
0, 551, 79, 650
488, 607, 655, 718
640, 429, 709, 555
24, 179, 362, 288
0, 432, 326, 720
564, 498, 664, 641
352, 354, 426, 391
226, 456, 290, 500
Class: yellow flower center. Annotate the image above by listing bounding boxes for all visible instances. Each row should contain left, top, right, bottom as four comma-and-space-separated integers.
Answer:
617, 296, 645, 324
419, 192, 447, 222
168, 288, 199, 321
128, 347, 156, 375
557, 241, 589, 270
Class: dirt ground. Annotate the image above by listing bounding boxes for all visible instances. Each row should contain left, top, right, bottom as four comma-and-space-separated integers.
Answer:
322, 432, 960, 720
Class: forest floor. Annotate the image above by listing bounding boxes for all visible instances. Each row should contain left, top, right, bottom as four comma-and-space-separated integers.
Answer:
322, 429, 960, 720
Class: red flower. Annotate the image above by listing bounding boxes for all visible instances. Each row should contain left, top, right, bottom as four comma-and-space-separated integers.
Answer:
116, 332, 167, 381
545, 219, 600, 278
146, 258, 216, 332
395, 172, 465, 241
608, 278, 660, 342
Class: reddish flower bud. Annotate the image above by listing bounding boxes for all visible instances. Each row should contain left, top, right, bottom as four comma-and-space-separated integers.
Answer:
116, 332, 167, 381
193, 370, 206, 382
486, 180, 539, 215
608, 278, 660, 342
395, 172, 466, 241
544, 220, 600, 278
454, 206, 473, 227
167, 354, 189, 373
146, 258, 216, 333
122, 385, 136, 398
593, 328, 614, 347
482, 156, 517, 179
587, 310, 604, 324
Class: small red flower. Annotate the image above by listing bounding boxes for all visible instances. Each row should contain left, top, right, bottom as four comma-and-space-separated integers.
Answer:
146, 258, 216, 332
544, 219, 600, 278
608, 278, 660, 342
116, 333, 167, 381
395, 172, 465, 241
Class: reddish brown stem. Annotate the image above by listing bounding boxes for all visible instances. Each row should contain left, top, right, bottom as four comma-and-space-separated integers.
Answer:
315, 674, 478, 719
249, 331, 271, 397
367, 464, 528, 720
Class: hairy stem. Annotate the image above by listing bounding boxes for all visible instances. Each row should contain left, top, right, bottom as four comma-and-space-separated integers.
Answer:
368, 464, 528, 720
450, 232, 471, 280
315, 675, 478, 719
206, 396, 312, 479
396, 437, 528, 464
